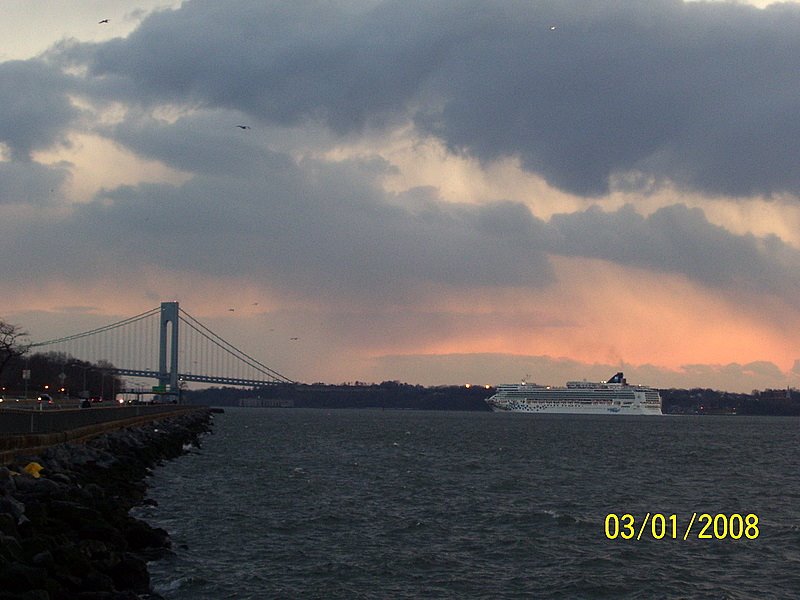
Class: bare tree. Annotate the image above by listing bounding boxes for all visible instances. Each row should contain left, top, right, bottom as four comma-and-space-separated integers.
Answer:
0, 319, 30, 380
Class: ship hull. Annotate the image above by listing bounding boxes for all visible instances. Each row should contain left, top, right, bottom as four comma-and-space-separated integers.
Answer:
488, 402, 662, 415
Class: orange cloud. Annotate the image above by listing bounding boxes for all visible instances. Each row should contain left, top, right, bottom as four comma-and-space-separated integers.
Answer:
385, 256, 799, 374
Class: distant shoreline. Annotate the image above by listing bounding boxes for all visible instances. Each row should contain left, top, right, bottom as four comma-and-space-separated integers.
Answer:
183, 382, 800, 416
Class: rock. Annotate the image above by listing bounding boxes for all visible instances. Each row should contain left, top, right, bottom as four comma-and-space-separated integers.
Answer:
52, 544, 93, 580
20, 537, 52, 562
12, 476, 65, 499
49, 500, 104, 528
0, 468, 17, 495
30, 550, 55, 569
0, 513, 18, 537
0, 562, 48, 594
0, 495, 26, 521
0, 589, 51, 600
82, 569, 116, 593
110, 556, 150, 594
0, 409, 212, 599
48, 472, 73, 486
124, 518, 170, 552
83, 483, 107, 503
79, 519, 128, 549
0, 534, 24, 561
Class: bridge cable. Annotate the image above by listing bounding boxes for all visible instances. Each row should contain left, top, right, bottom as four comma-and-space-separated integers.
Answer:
30, 307, 161, 348
179, 309, 294, 383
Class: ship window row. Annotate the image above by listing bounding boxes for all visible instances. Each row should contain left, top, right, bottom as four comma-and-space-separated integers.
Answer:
497, 390, 660, 401
519, 392, 638, 400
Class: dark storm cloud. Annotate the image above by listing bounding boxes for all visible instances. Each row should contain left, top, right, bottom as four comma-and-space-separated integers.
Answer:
80, 1, 406, 125
107, 110, 277, 176
421, 0, 800, 197
551, 203, 800, 297
70, 0, 800, 198
7, 157, 554, 298
0, 160, 70, 205
4, 0, 800, 308
7, 154, 800, 309
0, 60, 78, 160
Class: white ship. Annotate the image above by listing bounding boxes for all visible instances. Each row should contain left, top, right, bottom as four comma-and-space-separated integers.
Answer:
485, 372, 662, 415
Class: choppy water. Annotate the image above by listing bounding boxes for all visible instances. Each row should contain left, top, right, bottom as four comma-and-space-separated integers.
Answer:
139, 408, 800, 599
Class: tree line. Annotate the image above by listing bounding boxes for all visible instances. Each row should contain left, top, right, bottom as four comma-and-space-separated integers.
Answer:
0, 318, 123, 400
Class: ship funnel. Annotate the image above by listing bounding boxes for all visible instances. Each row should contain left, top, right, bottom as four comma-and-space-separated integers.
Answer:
608, 372, 625, 384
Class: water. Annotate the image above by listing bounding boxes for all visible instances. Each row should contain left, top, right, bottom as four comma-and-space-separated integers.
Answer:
139, 409, 800, 599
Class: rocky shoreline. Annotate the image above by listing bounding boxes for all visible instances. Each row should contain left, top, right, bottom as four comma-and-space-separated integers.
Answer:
0, 409, 213, 600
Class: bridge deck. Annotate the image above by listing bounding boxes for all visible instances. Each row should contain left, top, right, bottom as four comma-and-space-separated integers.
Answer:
113, 369, 286, 387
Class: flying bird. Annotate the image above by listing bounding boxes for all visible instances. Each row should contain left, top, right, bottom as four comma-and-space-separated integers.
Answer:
236, 125, 250, 130
549, 25, 557, 31
98, 19, 109, 24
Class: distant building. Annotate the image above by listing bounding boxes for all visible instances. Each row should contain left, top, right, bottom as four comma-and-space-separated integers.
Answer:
239, 397, 294, 408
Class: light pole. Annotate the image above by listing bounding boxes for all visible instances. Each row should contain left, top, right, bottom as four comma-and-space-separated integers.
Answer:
68, 363, 93, 398
22, 359, 30, 400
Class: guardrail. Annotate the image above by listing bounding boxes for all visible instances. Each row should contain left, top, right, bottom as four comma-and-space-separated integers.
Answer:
0, 404, 198, 435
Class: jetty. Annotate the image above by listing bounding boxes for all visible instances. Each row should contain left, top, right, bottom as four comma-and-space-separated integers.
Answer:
0, 404, 203, 465
0, 404, 213, 598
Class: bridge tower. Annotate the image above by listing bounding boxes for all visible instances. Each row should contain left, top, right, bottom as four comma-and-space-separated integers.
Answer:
158, 301, 180, 394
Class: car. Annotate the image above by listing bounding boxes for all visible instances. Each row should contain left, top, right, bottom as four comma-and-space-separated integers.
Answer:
38, 393, 53, 404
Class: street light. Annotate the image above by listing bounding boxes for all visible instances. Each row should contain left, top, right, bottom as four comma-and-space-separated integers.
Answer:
68, 363, 93, 398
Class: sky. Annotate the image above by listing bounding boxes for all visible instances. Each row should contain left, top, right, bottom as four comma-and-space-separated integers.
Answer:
2, 0, 800, 393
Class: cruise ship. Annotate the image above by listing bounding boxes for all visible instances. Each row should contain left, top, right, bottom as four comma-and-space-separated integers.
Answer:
485, 372, 662, 415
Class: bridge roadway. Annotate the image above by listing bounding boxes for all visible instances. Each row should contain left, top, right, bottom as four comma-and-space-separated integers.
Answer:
0, 403, 207, 465
113, 368, 285, 387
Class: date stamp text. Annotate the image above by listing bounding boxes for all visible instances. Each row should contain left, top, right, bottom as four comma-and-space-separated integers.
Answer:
604, 513, 759, 541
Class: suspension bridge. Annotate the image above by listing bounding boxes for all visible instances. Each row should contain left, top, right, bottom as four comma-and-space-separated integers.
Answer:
28, 302, 294, 399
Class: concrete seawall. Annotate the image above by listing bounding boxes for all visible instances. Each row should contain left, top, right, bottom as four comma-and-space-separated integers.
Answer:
0, 405, 203, 465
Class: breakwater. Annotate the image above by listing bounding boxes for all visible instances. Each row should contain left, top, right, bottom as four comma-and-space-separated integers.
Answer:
0, 407, 212, 599
0, 406, 203, 465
